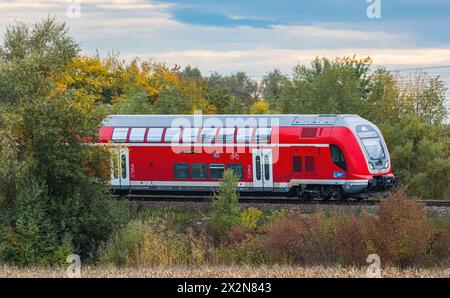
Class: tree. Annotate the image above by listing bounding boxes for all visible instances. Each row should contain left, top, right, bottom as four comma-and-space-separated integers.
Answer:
0, 17, 78, 105
249, 100, 270, 114
277, 56, 372, 114
211, 169, 241, 235
261, 69, 287, 111
0, 18, 126, 265
207, 71, 259, 111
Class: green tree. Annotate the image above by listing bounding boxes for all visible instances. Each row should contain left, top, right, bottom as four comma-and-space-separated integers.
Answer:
207, 71, 258, 111
261, 69, 287, 111
0, 17, 78, 105
0, 18, 126, 265
211, 169, 241, 235
278, 56, 372, 114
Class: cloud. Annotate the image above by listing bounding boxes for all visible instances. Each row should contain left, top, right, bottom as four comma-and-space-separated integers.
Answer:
122, 47, 450, 75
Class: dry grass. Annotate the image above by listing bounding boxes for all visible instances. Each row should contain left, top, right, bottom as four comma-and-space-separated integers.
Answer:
1, 265, 449, 278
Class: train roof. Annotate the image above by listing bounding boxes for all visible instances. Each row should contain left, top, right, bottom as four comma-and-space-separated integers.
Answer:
104, 114, 365, 127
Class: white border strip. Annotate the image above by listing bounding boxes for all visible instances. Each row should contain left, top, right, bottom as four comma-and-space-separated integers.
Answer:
129, 179, 369, 187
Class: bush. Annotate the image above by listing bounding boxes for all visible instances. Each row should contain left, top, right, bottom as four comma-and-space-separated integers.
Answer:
211, 169, 241, 236
99, 219, 206, 266
241, 208, 263, 230
0, 176, 73, 266
264, 212, 337, 265
335, 217, 367, 266
365, 188, 435, 267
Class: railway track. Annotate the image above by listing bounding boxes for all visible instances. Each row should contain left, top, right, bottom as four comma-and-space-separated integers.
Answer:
114, 194, 450, 207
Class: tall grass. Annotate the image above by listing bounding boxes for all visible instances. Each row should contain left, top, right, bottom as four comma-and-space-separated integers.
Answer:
99, 189, 450, 268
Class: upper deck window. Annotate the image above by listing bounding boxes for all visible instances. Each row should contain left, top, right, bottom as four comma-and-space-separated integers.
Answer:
236, 127, 254, 143
218, 127, 235, 143
201, 127, 217, 143
146, 127, 164, 143
182, 127, 200, 143
129, 128, 146, 142
164, 127, 182, 143
254, 127, 272, 143
112, 127, 129, 142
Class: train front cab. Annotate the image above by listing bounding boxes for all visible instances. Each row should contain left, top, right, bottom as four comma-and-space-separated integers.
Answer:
336, 120, 395, 198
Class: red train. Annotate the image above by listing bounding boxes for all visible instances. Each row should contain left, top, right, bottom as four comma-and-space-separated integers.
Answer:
96, 114, 395, 199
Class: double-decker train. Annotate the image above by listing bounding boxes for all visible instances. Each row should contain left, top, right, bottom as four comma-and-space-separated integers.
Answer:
96, 114, 395, 200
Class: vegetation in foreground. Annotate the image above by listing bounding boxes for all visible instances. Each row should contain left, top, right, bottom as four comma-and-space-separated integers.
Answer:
99, 172, 450, 269
1, 265, 449, 278
0, 18, 448, 268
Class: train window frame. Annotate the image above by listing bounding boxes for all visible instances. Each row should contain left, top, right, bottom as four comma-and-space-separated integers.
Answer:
146, 127, 164, 143
227, 164, 243, 179
330, 145, 348, 171
192, 163, 207, 180
255, 127, 272, 143
236, 127, 254, 143
182, 127, 200, 143
164, 127, 182, 143
201, 127, 217, 143
112, 127, 129, 142
129, 127, 147, 143
174, 163, 189, 179
218, 127, 235, 143
305, 156, 315, 173
293, 156, 302, 172
209, 164, 225, 180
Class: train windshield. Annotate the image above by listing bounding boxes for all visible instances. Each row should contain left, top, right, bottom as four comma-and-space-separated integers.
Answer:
356, 125, 386, 160
361, 138, 385, 160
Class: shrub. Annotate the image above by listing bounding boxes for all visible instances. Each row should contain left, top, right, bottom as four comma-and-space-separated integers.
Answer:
99, 219, 206, 266
211, 169, 241, 236
366, 188, 435, 267
241, 208, 263, 230
0, 177, 74, 266
264, 212, 337, 265
335, 217, 367, 266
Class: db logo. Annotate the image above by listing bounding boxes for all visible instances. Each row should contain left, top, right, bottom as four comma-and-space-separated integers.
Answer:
230, 153, 240, 160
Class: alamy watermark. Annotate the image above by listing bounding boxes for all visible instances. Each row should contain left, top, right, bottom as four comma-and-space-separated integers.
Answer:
66, 254, 82, 278
366, 0, 381, 19
366, 254, 382, 278
67, 0, 82, 19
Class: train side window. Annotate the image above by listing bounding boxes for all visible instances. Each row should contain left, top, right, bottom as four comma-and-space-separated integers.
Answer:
112, 127, 129, 142
227, 164, 243, 179
330, 145, 347, 171
255, 127, 272, 143
182, 127, 200, 143
255, 156, 261, 181
164, 127, 182, 143
129, 127, 146, 142
236, 127, 253, 143
201, 127, 216, 143
147, 127, 164, 143
305, 156, 315, 173
293, 156, 302, 172
121, 155, 127, 179
218, 127, 235, 143
209, 164, 225, 179
192, 163, 207, 179
174, 163, 189, 179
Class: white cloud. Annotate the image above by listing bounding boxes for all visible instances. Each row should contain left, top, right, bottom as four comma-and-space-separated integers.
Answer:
123, 48, 450, 75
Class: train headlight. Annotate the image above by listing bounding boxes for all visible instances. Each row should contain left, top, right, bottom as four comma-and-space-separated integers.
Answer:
368, 162, 374, 170
384, 160, 389, 169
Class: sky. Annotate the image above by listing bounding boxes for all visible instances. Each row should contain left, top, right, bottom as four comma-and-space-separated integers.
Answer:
1, 0, 450, 112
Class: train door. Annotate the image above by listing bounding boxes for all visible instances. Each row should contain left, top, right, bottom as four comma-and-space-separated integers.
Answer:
252, 149, 273, 191
110, 148, 130, 189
